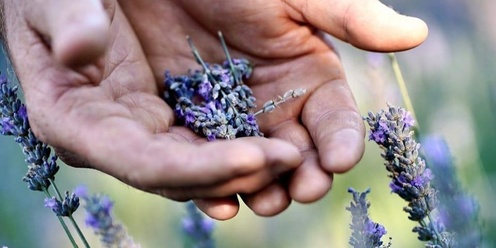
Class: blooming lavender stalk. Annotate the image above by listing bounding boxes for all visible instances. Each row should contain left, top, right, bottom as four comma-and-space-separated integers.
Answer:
421, 136, 482, 247
347, 188, 390, 248
45, 191, 80, 217
0, 73, 89, 248
182, 201, 215, 248
164, 32, 305, 140
75, 186, 139, 248
364, 104, 454, 247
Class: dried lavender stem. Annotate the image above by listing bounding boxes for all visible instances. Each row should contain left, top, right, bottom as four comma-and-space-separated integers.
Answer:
254, 88, 306, 116
187, 35, 241, 119
218, 31, 241, 85
186, 36, 216, 83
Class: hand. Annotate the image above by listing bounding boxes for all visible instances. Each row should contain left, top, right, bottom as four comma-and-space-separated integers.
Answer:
117, 0, 427, 218
2, 0, 303, 219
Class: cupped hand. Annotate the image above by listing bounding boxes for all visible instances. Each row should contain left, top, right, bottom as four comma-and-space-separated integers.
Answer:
118, 0, 427, 218
3, 0, 303, 220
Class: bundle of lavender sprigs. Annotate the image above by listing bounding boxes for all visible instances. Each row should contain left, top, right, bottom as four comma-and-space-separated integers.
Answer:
163, 32, 305, 141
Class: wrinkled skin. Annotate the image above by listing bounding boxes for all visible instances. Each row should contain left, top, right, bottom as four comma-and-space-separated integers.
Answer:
2, 0, 427, 220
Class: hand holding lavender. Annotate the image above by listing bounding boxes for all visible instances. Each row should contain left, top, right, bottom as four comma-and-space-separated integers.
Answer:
2, 1, 305, 221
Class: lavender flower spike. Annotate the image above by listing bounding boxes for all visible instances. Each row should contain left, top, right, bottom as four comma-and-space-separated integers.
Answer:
364, 104, 454, 247
182, 201, 215, 248
44, 191, 80, 217
347, 188, 390, 248
0, 73, 60, 192
75, 186, 140, 248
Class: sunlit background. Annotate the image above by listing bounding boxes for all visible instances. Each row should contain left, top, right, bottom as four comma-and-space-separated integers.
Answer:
1, 0, 495, 247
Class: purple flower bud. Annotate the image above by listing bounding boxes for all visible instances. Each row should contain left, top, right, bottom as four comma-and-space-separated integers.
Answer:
185, 109, 195, 125
74, 185, 88, 199
369, 130, 386, 143
17, 105, 28, 121
85, 214, 100, 229
366, 219, 387, 238
412, 169, 434, 188
0, 117, 14, 135
100, 196, 114, 214
181, 217, 195, 235
198, 74, 212, 100
44, 197, 58, 209
402, 111, 415, 128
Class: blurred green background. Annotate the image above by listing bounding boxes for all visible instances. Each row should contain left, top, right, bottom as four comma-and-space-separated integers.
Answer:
1, 0, 495, 247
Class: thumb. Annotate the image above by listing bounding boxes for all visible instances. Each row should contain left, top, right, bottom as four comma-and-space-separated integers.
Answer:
25, 0, 110, 66
292, 0, 428, 51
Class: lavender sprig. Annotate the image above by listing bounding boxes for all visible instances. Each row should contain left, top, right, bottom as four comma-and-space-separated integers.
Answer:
182, 201, 215, 248
0, 73, 89, 248
347, 188, 390, 248
45, 191, 80, 217
364, 104, 454, 247
75, 186, 139, 248
164, 32, 305, 141
0, 75, 58, 191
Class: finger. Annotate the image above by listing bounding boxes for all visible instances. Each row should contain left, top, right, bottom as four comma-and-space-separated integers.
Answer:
241, 181, 291, 217
154, 144, 299, 201
268, 121, 333, 202
286, 0, 428, 51
69, 118, 300, 188
147, 132, 304, 199
289, 151, 334, 202
24, 0, 110, 65
301, 53, 365, 173
194, 197, 240, 220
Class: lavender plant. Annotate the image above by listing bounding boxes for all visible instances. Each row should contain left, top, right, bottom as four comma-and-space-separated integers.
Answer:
347, 188, 390, 248
182, 201, 216, 248
0, 73, 89, 248
74, 186, 139, 248
364, 104, 455, 247
164, 32, 305, 140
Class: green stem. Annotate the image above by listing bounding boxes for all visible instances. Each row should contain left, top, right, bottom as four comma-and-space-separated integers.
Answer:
388, 53, 420, 130
44, 189, 79, 248
69, 216, 91, 248
50, 179, 64, 200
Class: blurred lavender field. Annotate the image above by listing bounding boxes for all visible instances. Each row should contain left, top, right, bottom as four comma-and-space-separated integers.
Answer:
1, 0, 495, 247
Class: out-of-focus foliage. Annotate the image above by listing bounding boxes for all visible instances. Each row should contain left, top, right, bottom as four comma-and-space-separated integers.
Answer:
1, 0, 494, 247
